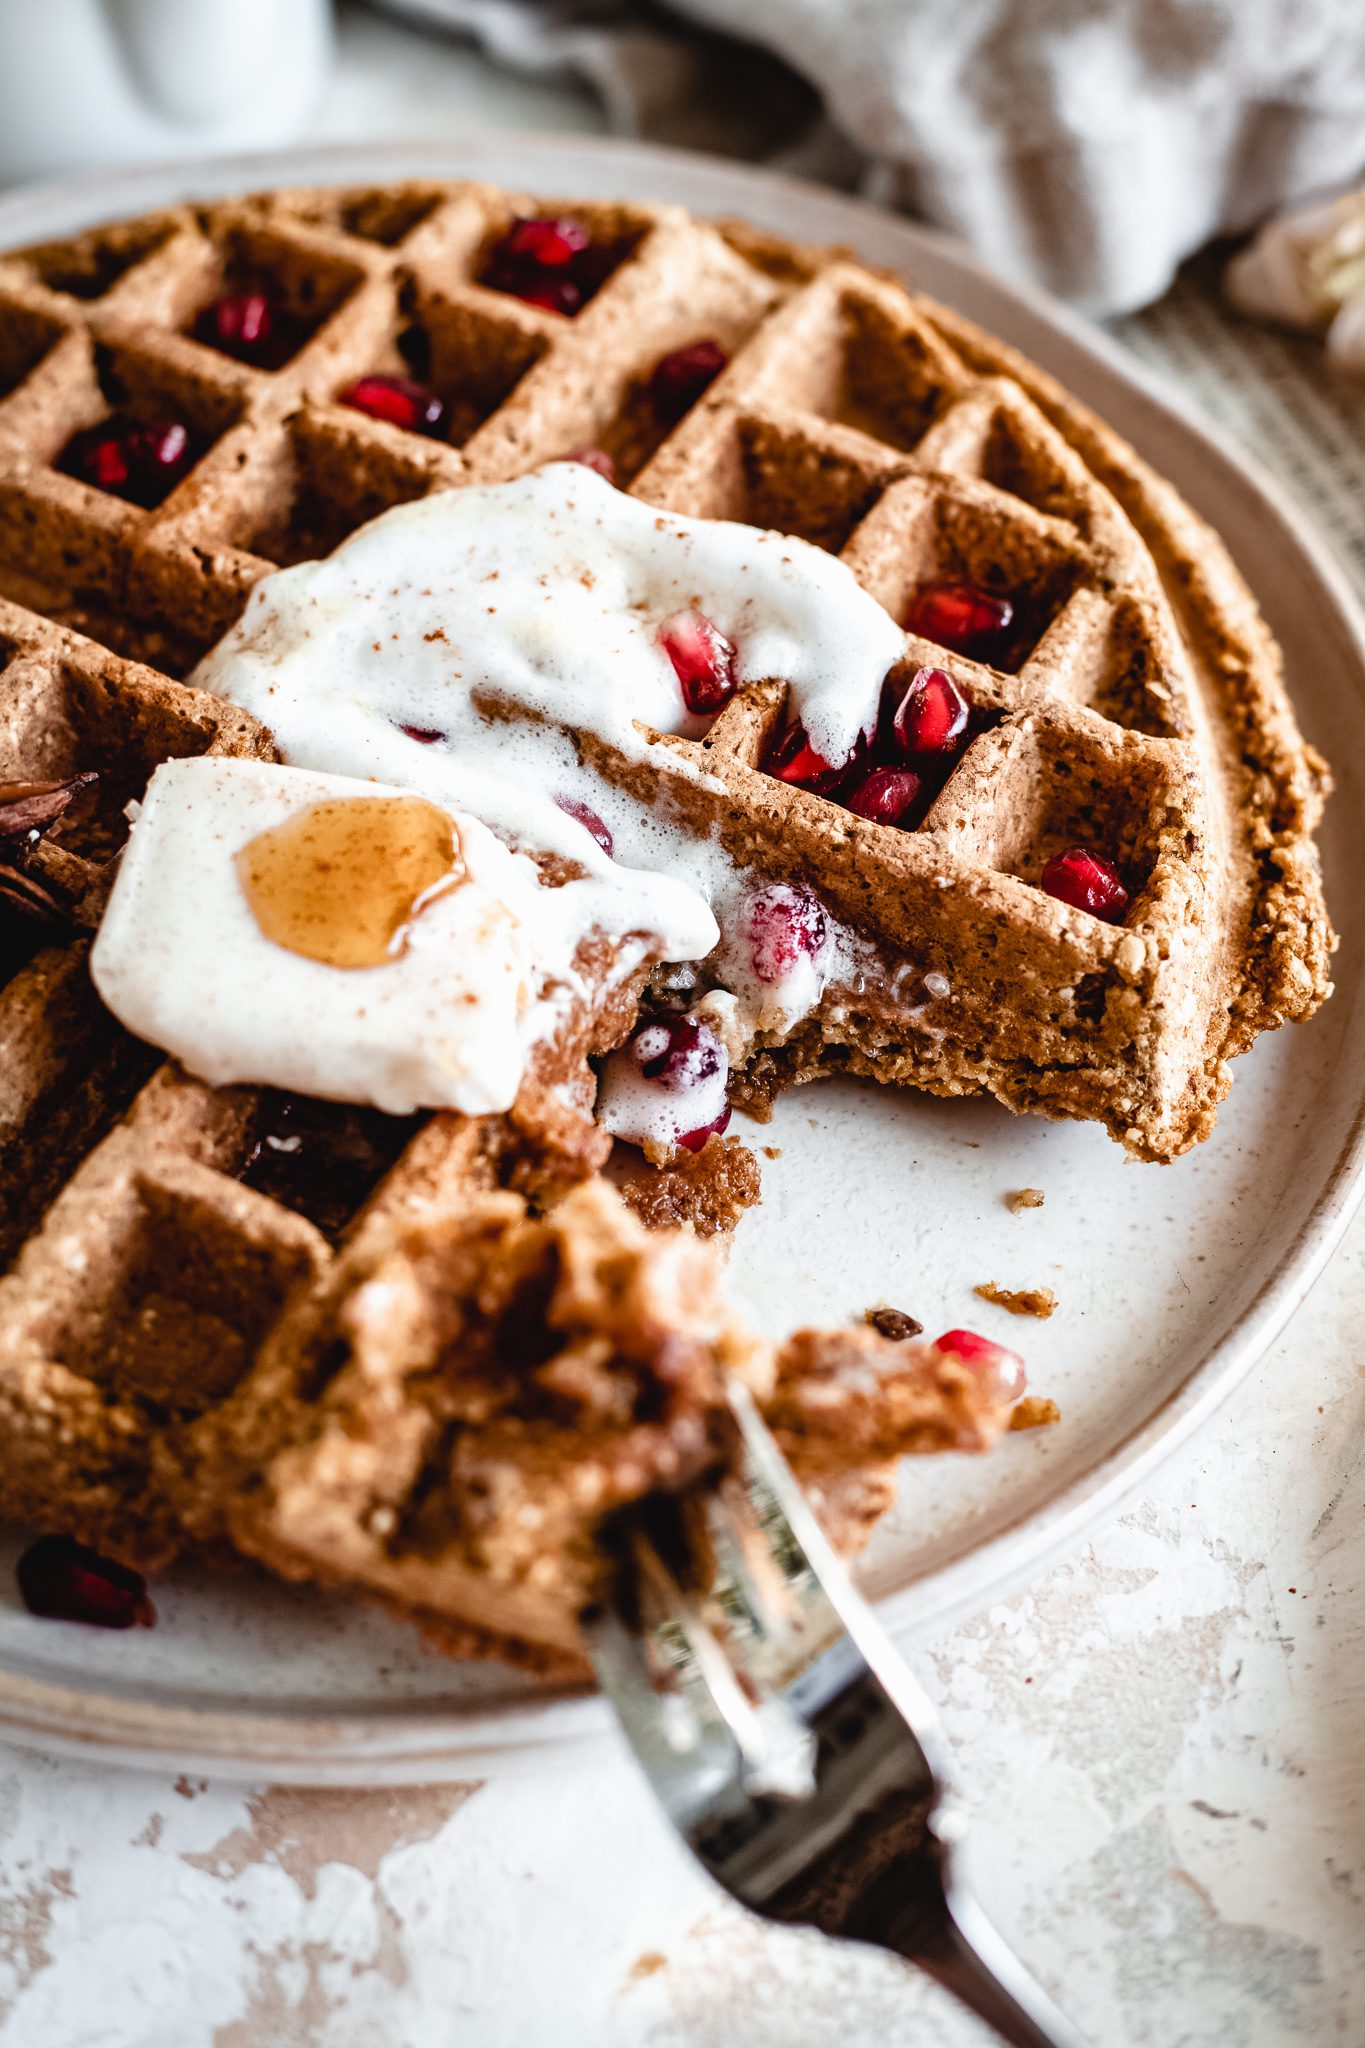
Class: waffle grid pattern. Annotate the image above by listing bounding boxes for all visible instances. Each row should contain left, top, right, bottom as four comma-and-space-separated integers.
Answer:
0, 180, 1331, 1569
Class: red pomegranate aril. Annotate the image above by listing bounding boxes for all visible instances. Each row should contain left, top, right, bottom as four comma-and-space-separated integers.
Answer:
935, 1328, 1027, 1404
632, 1014, 725, 1091
678, 1101, 732, 1152
514, 275, 583, 316
555, 796, 614, 856
17, 1533, 156, 1630
82, 432, 132, 493
649, 339, 728, 423
765, 720, 848, 795
565, 447, 615, 482
64, 416, 192, 507
604, 1011, 731, 1158
481, 217, 592, 315
891, 666, 971, 757
339, 374, 446, 437
845, 766, 922, 827
907, 583, 1014, 660
142, 421, 189, 470
496, 215, 590, 271
743, 883, 828, 985
195, 290, 275, 362
1040, 846, 1130, 923
660, 609, 737, 717
397, 722, 446, 745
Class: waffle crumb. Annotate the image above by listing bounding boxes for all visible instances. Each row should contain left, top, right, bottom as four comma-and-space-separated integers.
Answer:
613, 1134, 762, 1237
865, 1306, 924, 1340
1007, 1188, 1046, 1212
974, 1281, 1058, 1318
1010, 1395, 1062, 1430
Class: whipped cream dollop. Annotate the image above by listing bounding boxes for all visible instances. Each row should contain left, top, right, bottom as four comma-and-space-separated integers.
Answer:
193, 462, 903, 785
90, 757, 657, 1117
173, 465, 903, 1130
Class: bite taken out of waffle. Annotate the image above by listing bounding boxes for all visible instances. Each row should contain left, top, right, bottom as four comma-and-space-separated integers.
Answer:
0, 178, 1335, 1658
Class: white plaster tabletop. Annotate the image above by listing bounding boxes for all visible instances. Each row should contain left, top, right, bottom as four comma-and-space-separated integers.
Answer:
0, 10, 1362, 2045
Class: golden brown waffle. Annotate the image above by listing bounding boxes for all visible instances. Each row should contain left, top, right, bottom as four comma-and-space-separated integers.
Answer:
0, 178, 1333, 1611
183, 1177, 1011, 1674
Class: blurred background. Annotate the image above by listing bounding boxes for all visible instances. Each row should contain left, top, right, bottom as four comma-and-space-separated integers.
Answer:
10, 0, 1358, 576
6, 0, 1365, 323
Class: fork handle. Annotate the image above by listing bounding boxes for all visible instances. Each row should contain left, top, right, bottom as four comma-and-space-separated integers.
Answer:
876, 1883, 1089, 2048
917, 1924, 1086, 2048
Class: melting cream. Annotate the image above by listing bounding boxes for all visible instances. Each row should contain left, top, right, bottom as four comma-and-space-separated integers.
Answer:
91, 757, 671, 1117
176, 465, 907, 1127
193, 461, 903, 791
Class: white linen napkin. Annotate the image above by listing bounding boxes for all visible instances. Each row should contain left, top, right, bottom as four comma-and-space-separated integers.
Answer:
375, 0, 1365, 314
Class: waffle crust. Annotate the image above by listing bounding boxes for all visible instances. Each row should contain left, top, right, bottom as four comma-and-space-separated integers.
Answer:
0, 178, 1333, 1611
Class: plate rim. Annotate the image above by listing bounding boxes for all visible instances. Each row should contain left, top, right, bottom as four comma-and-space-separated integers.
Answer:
2, 132, 1362, 1783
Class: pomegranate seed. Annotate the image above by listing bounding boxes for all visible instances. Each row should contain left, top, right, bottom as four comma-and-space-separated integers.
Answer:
339, 374, 446, 437
513, 276, 582, 316
907, 583, 1014, 661
63, 416, 193, 507
496, 216, 590, 271
845, 766, 922, 827
195, 290, 276, 363
742, 884, 827, 985
678, 1102, 732, 1152
565, 447, 615, 482
84, 433, 131, 492
764, 720, 850, 794
1040, 846, 1130, 923
649, 340, 728, 423
17, 1534, 156, 1629
603, 1011, 731, 1157
891, 666, 971, 757
935, 1328, 1027, 1404
631, 1014, 725, 1091
141, 421, 189, 470
482, 218, 592, 315
555, 796, 614, 856
397, 722, 446, 745
660, 610, 737, 717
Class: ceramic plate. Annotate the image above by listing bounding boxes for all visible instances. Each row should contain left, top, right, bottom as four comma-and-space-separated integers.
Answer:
1, 137, 1361, 1784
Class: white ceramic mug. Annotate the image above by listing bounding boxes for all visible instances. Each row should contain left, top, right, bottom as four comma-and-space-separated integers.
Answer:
0, 0, 335, 186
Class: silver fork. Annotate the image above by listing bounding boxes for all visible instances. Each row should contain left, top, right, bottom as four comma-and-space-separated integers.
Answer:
583, 1383, 1088, 2048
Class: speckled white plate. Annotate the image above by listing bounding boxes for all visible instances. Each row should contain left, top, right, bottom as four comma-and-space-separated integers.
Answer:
1, 137, 1361, 1784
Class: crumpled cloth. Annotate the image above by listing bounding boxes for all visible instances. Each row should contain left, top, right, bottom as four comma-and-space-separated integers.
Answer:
376, 0, 1365, 314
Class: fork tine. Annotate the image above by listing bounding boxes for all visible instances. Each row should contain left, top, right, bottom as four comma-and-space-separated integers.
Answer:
585, 1382, 1091, 2048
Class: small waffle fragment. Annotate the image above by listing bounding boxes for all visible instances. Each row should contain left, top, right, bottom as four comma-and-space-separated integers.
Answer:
974, 1280, 1057, 1318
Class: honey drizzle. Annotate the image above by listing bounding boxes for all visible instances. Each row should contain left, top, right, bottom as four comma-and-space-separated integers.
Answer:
236, 795, 464, 969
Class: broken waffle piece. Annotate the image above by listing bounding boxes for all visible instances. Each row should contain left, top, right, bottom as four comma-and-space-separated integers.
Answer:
974, 1280, 1057, 1319
1006, 1187, 1045, 1213
612, 1132, 763, 1238
202, 1179, 1015, 1669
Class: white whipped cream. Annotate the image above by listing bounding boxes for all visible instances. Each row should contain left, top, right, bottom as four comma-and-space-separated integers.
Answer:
90, 757, 642, 1117
178, 466, 904, 1132
193, 462, 903, 784
597, 1043, 731, 1160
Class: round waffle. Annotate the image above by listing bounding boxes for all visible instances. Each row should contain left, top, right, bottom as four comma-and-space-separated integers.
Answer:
0, 178, 1333, 1621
